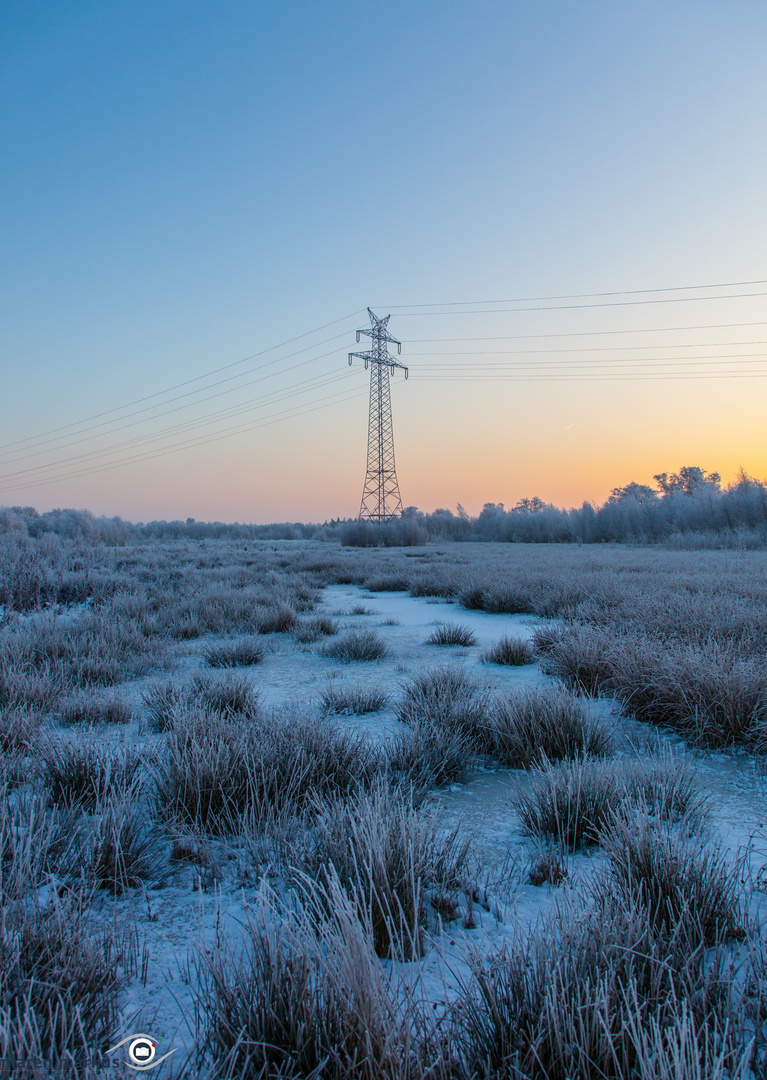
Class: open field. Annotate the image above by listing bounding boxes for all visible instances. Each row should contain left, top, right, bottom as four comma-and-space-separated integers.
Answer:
2, 535, 767, 1078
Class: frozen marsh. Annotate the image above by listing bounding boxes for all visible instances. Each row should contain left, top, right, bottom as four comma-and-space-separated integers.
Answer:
2, 535, 767, 1078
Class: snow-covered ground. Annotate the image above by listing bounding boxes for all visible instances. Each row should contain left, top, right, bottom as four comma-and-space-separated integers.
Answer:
91, 583, 767, 1074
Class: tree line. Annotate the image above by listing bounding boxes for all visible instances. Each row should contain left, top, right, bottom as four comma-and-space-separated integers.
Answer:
2, 466, 766, 547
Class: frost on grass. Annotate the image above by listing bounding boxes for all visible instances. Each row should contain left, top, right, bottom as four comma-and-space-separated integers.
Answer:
203, 636, 265, 668
396, 666, 492, 753
287, 782, 470, 958
426, 621, 478, 647
482, 633, 533, 666
321, 628, 389, 663
320, 682, 390, 715
489, 685, 614, 768
4, 535, 767, 1078
512, 752, 708, 852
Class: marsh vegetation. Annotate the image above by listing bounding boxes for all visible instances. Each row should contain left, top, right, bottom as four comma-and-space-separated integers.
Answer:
1, 524, 767, 1077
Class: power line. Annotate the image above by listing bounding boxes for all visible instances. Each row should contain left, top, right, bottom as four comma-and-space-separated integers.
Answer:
0, 366, 357, 485
0, 342, 352, 471
0, 310, 365, 455
408, 340, 767, 357
381, 278, 767, 309
389, 291, 767, 317
413, 355, 767, 372
404, 321, 767, 342
411, 371, 767, 382
5, 278, 767, 499
0, 384, 368, 495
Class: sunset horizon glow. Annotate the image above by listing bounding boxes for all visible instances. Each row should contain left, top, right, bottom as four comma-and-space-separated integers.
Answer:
2, 2, 766, 524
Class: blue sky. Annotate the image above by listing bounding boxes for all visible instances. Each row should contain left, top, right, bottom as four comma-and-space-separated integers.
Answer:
2, 1, 766, 521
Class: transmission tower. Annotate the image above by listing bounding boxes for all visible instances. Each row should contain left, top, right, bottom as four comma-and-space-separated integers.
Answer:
348, 308, 408, 523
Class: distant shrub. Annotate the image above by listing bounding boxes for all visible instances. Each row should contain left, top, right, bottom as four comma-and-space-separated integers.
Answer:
203, 636, 265, 668
253, 604, 297, 634
482, 634, 533, 666
293, 615, 339, 643
426, 622, 477, 647
321, 629, 389, 663
191, 671, 260, 718
59, 691, 134, 726
142, 680, 188, 732
320, 683, 390, 715
489, 686, 614, 768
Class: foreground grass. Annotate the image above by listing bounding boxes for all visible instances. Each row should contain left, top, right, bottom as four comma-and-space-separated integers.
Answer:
2, 535, 767, 1077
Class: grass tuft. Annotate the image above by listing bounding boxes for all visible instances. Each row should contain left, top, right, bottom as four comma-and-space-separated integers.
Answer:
489, 685, 614, 768
192, 878, 439, 1080
426, 621, 477, 647
482, 633, 533, 666
142, 680, 187, 733
320, 683, 390, 715
0, 897, 128, 1074
293, 615, 339, 643
41, 738, 142, 811
388, 720, 471, 791
511, 756, 621, 850
191, 670, 260, 718
289, 783, 471, 958
203, 636, 265, 668
600, 810, 746, 945
321, 628, 389, 663
59, 691, 134, 726
83, 794, 166, 894
396, 666, 492, 753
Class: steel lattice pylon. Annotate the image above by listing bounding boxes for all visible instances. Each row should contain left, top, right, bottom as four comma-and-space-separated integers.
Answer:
348, 308, 408, 523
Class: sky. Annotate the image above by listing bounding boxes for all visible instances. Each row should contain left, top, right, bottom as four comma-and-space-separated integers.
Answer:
1, 0, 767, 523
